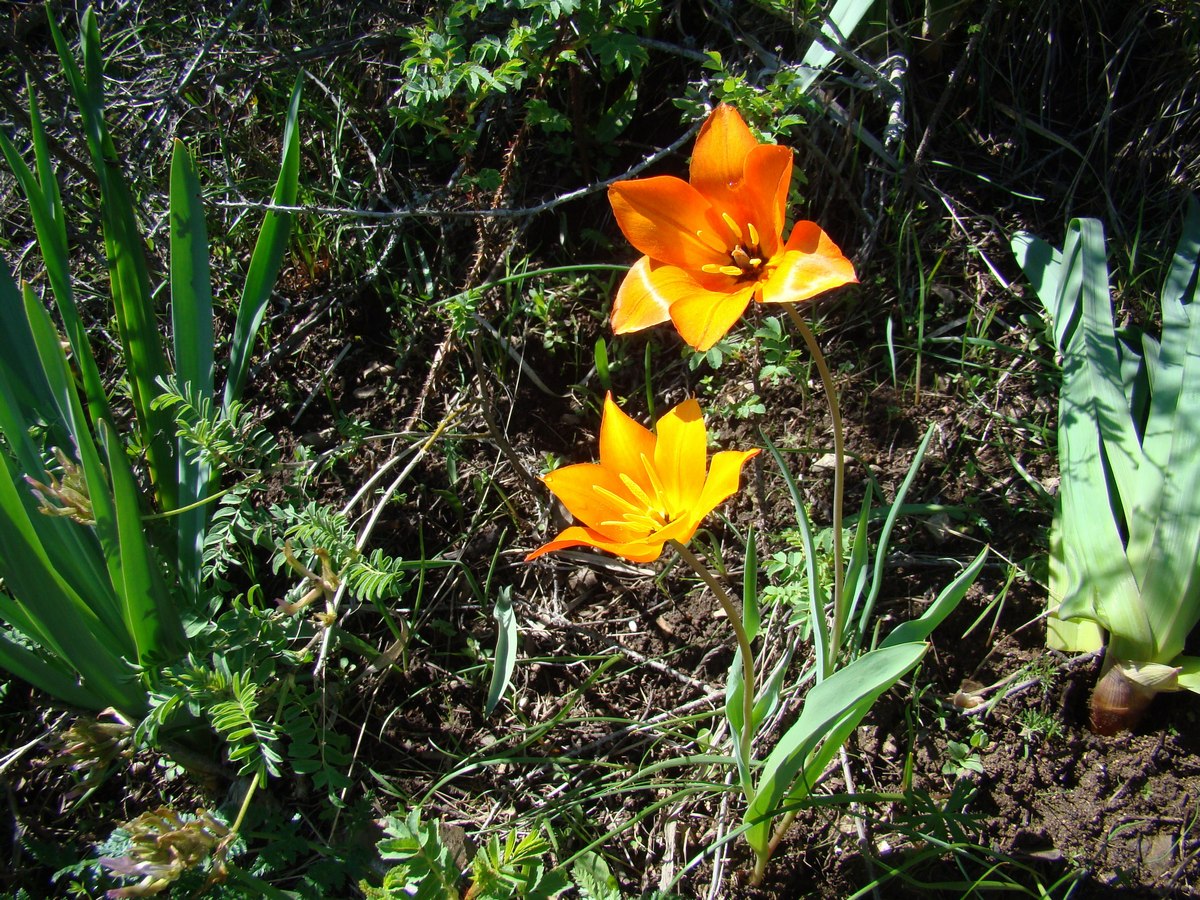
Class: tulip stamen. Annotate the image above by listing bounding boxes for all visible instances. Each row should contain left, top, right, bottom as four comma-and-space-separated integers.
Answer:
592, 484, 646, 517
618, 472, 662, 518
694, 228, 729, 255
594, 483, 668, 531
639, 453, 672, 514
721, 212, 744, 242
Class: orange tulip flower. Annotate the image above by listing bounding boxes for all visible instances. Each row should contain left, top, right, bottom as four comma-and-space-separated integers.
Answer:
608, 104, 857, 351
526, 393, 759, 564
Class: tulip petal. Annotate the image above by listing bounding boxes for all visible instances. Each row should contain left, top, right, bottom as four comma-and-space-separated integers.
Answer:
653, 398, 707, 518
542, 464, 645, 542
525, 525, 666, 564
760, 222, 858, 305
609, 177, 729, 270
740, 144, 793, 258
690, 105, 759, 206
668, 283, 756, 351
687, 448, 761, 532
599, 393, 656, 493
611, 258, 678, 334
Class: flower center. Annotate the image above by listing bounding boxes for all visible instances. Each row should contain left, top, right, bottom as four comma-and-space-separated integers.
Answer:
592, 480, 670, 537
701, 214, 766, 281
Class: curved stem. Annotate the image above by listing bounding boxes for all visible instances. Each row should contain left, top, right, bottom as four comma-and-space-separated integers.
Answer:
783, 304, 846, 676
669, 540, 755, 789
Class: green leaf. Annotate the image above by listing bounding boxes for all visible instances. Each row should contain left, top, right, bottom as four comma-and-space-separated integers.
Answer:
224, 76, 303, 409
50, 7, 177, 514
1176, 656, 1200, 694
724, 645, 752, 792
879, 547, 988, 648
485, 586, 517, 717
1067, 220, 1141, 508
572, 851, 620, 900
744, 642, 926, 855
99, 418, 183, 664
0, 627, 104, 709
857, 424, 937, 640
0, 261, 57, 473
168, 139, 216, 597
1020, 201, 1200, 675
0, 124, 111, 433
742, 527, 760, 642
0, 455, 144, 714
21, 284, 128, 635
797, 0, 878, 90
840, 488, 874, 643
1011, 231, 1069, 349
1030, 219, 1143, 640
762, 433, 829, 679
1120, 198, 1200, 663
375, 811, 461, 899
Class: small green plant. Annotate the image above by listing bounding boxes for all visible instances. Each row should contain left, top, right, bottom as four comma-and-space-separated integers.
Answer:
754, 315, 807, 384
1013, 197, 1200, 733
942, 728, 988, 778
1017, 708, 1065, 748
362, 811, 613, 900
392, 0, 655, 159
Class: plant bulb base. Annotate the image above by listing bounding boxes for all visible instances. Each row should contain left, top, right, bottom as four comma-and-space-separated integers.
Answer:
1089, 665, 1156, 736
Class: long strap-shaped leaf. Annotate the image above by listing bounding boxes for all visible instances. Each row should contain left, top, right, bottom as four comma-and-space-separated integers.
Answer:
1052, 221, 1144, 637
0, 455, 143, 714
855, 423, 937, 643
0, 262, 56, 473
24, 280, 184, 666
762, 435, 829, 680
99, 417, 182, 664
22, 283, 144, 645
1066, 220, 1143, 510
169, 139, 216, 597
0, 114, 112, 433
879, 547, 988, 648
223, 76, 303, 409
0, 628, 105, 710
1120, 198, 1200, 663
743, 642, 926, 856
0, 271, 113, 600
47, 9, 177, 514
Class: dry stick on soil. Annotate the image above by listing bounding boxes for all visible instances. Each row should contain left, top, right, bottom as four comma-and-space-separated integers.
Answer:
527, 608, 722, 700
208, 123, 702, 224
906, 0, 998, 182
471, 326, 544, 504
311, 396, 469, 676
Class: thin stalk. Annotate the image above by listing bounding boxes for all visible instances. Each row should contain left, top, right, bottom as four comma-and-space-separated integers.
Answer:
216, 772, 260, 863
783, 304, 846, 675
669, 539, 755, 793
755, 807, 797, 885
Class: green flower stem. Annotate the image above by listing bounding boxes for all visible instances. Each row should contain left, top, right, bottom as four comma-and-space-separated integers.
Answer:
669, 539, 755, 789
783, 303, 846, 677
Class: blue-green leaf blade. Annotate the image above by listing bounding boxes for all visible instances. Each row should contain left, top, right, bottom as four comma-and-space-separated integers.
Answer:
169, 139, 216, 595
485, 586, 518, 716
223, 76, 303, 409
744, 642, 926, 854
